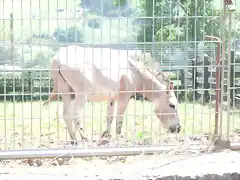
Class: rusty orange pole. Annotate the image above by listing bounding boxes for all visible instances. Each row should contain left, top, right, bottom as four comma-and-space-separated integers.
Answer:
205, 35, 221, 136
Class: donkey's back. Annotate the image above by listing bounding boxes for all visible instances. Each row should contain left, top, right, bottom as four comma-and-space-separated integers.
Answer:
55, 46, 141, 96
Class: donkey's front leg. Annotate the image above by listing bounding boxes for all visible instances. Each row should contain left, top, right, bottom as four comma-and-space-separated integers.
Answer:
115, 92, 131, 136
101, 94, 115, 138
73, 93, 88, 141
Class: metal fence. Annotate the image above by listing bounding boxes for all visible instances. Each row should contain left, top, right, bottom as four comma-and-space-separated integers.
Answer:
0, 0, 240, 159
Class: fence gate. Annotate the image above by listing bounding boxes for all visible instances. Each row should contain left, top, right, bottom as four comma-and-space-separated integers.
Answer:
0, 0, 239, 160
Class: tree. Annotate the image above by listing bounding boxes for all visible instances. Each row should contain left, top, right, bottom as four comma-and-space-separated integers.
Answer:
66, 26, 83, 43
53, 26, 83, 43
53, 28, 67, 42
112, 0, 127, 7
24, 52, 49, 69
136, 0, 221, 42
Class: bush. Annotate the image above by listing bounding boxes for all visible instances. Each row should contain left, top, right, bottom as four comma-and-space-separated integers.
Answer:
53, 26, 83, 43
88, 19, 101, 28
0, 70, 53, 102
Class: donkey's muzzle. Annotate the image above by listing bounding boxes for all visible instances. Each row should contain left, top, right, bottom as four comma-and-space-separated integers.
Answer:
169, 124, 181, 133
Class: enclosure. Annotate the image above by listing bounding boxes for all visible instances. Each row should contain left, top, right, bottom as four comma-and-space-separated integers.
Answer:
0, 0, 240, 179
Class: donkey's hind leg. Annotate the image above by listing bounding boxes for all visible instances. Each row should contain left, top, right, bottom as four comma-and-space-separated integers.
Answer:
71, 94, 87, 141
62, 92, 78, 145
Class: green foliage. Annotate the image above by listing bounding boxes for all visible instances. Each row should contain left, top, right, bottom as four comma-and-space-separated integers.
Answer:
88, 19, 101, 29
112, 0, 127, 7
0, 71, 53, 102
24, 52, 50, 69
53, 26, 83, 43
137, 0, 221, 42
19, 48, 55, 70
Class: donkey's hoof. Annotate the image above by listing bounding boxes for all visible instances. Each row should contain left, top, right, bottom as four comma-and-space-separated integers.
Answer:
101, 130, 111, 138
79, 131, 88, 142
97, 137, 110, 146
116, 134, 123, 139
70, 140, 78, 146
82, 136, 88, 141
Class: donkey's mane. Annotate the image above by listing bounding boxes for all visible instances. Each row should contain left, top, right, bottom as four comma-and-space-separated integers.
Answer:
134, 52, 170, 87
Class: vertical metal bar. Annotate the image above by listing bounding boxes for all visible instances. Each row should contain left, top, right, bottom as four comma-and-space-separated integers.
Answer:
9, 13, 14, 144
10, 9, 15, 149
220, 0, 226, 137
82, 0, 86, 144
10, 13, 13, 64
149, 0, 155, 145
56, 0, 60, 146
200, 0, 206, 136
151, 0, 155, 57
216, 41, 221, 136
29, 0, 33, 148
20, 0, 24, 150
184, 0, 189, 142
231, 9, 236, 132
209, 0, 213, 136
47, 0, 51, 147
3, 0, 7, 150
159, 0, 163, 143
118, 0, 121, 144
65, 0, 69, 144
176, 2, 181, 135
205, 36, 221, 137
227, 10, 233, 139
91, 0, 94, 144
141, 0, 146, 144
38, 0, 42, 147
125, 17, 128, 139
192, 0, 197, 136
100, 0, 103, 139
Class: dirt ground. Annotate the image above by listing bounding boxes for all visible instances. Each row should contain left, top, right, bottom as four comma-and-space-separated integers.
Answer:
0, 150, 239, 180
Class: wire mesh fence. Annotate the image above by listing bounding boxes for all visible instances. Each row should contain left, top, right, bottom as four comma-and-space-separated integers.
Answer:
0, 0, 239, 159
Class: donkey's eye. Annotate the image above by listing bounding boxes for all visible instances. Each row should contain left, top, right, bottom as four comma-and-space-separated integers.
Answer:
169, 104, 175, 109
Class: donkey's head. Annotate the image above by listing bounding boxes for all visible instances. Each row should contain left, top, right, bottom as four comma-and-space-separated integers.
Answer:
127, 53, 181, 133
155, 84, 181, 133
141, 68, 181, 134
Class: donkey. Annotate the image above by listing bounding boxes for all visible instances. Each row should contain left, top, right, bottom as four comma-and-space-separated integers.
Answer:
44, 46, 181, 144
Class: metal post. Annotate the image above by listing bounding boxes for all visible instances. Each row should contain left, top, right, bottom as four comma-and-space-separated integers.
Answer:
152, 0, 155, 57
219, 0, 227, 139
10, 13, 14, 65
226, 4, 236, 139
205, 36, 221, 136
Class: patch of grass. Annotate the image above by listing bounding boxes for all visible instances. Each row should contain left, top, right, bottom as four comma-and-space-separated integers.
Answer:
0, 99, 239, 150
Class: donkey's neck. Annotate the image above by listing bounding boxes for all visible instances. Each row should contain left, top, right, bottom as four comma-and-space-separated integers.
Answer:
127, 57, 167, 101
136, 69, 166, 102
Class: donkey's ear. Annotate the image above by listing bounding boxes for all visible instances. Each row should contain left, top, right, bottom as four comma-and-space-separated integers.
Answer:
169, 82, 174, 90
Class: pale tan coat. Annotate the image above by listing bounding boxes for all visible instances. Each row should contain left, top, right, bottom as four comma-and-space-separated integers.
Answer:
45, 46, 181, 143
